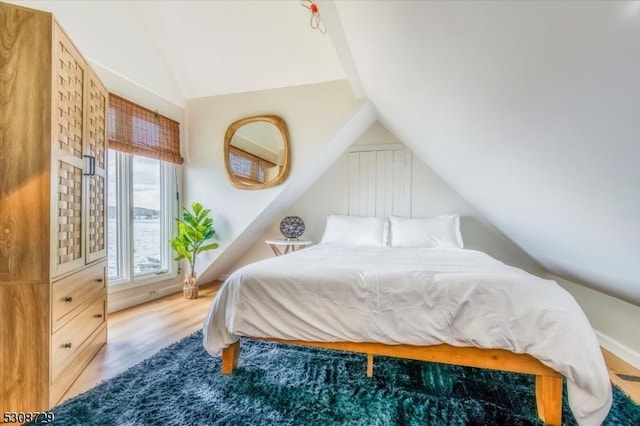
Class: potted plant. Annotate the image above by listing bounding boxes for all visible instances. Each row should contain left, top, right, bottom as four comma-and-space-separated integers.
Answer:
170, 202, 219, 299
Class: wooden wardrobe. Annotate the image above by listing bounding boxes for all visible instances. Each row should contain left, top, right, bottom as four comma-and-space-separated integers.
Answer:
0, 3, 108, 411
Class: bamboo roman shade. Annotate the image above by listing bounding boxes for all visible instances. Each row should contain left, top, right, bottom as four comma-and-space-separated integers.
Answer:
108, 93, 183, 164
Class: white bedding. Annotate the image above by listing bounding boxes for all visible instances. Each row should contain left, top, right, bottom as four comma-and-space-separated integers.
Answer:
202, 245, 612, 425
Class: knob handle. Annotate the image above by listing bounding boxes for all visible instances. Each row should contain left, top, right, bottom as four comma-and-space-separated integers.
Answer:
64, 296, 73, 303
93, 314, 103, 319
95, 278, 104, 283
62, 343, 72, 349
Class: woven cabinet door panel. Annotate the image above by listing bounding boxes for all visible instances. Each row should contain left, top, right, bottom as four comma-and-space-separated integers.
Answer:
54, 27, 84, 161
53, 156, 85, 278
85, 70, 107, 170
86, 174, 106, 263
85, 69, 107, 263
52, 24, 86, 277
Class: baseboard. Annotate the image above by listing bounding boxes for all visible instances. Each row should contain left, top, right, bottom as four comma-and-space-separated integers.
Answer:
108, 281, 183, 313
550, 273, 640, 370
596, 331, 640, 370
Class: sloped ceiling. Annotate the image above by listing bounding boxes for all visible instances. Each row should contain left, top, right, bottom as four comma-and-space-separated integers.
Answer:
331, 1, 640, 304
9, 0, 185, 105
132, 1, 345, 100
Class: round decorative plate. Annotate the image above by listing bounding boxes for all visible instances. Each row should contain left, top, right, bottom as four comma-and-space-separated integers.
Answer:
280, 216, 305, 240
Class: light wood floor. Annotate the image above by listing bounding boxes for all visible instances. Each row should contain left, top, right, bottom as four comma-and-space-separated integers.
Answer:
61, 282, 640, 406
603, 349, 640, 403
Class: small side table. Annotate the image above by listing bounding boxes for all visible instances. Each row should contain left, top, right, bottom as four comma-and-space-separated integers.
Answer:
266, 239, 312, 256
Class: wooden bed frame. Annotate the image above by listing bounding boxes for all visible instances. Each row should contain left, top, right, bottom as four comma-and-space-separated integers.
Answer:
222, 339, 563, 426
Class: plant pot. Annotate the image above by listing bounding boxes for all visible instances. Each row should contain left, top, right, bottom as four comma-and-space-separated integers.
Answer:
183, 274, 198, 299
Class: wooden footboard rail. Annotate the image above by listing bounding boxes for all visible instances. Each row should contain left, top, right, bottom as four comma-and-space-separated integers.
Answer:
222, 339, 563, 426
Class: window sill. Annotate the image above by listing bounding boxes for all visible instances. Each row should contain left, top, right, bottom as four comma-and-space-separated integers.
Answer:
107, 273, 183, 313
108, 271, 179, 293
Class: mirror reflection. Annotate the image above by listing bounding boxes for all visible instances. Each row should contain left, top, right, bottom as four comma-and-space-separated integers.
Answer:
224, 115, 290, 189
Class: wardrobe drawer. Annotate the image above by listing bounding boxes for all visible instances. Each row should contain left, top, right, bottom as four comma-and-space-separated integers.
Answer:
51, 296, 106, 383
52, 262, 105, 331
50, 325, 106, 407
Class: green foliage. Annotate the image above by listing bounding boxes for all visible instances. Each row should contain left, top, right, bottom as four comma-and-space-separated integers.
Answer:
169, 202, 219, 277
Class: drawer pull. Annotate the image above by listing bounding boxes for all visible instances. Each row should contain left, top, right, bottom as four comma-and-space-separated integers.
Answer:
95, 278, 104, 283
93, 314, 103, 319
62, 343, 72, 349
64, 296, 73, 303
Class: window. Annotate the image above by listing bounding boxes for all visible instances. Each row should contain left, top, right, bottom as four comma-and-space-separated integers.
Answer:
107, 93, 182, 288
107, 150, 120, 278
107, 150, 177, 286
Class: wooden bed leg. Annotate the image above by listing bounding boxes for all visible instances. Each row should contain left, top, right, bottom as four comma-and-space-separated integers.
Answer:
221, 341, 240, 375
535, 374, 562, 426
366, 353, 374, 378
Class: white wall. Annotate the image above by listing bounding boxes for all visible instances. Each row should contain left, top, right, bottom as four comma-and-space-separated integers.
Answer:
183, 80, 366, 282
554, 274, 640, 370
231, 122, 542, 274
93, 62, 184, 123
229, 154, 349, 271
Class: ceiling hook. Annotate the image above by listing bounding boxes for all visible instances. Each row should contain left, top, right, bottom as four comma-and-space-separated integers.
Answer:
301, 0, 327, 34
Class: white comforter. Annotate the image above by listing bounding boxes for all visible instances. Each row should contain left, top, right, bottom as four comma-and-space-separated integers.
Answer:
203, 245, 612, 425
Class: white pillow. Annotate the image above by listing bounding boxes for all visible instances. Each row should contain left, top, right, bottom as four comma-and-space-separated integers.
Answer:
388, 214, 463, 248
320, 215, 387, 247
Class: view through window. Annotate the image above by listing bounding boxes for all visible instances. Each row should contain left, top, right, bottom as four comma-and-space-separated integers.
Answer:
132, 156, 162, 276
107, 150, 174, 285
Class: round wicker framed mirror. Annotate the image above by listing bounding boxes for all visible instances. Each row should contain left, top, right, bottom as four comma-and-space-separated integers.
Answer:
223, 115, 290, 190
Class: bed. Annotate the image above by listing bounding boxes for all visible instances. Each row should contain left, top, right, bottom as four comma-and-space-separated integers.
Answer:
202, 216, 612, 426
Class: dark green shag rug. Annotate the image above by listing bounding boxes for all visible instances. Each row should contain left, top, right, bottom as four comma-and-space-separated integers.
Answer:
48, 331, 640, 425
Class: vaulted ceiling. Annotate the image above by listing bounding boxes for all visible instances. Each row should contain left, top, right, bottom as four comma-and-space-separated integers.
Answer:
10, 0, 639, 304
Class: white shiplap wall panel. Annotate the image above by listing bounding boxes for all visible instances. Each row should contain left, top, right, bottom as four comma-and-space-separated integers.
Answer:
348, 153, 360, 215
376, 150, 393, 216
348, 147, 411, 217
357, 152, 369, 215
366, 151, 377, 216
392, 149, 412, 217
